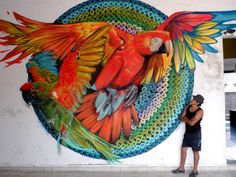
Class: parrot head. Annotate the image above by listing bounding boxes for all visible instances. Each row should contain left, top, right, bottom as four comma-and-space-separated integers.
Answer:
134, 30, 173, 58
20, 81, 53, 105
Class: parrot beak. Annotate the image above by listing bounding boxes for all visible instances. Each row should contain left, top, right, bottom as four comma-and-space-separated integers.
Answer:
164, 40, 174, 62
20, 82, 33, 91
20, 82, 33, 105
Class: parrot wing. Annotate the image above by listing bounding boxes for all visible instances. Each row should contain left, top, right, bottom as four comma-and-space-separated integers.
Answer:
157, 10, 236, 72
0, 12, 110, 66
52, 25, 111, 111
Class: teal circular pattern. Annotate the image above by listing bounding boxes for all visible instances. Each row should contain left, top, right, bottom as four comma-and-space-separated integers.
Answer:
33, 0, 194, 159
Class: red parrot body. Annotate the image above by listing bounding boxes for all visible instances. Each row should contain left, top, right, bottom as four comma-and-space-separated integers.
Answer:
96, 30, 172, 89
95, 50, 145, 89
76, 31, 173, 143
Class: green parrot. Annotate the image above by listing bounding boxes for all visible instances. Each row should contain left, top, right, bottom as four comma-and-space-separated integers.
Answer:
20, 52, 118, 163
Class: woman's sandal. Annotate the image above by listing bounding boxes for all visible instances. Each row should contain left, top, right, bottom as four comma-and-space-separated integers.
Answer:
172, 168, 185, 174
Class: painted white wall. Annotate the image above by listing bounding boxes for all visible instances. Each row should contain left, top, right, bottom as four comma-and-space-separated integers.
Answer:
0, 0, 235, 167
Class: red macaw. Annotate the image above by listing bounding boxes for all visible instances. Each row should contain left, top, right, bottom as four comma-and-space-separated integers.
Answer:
74, 30, 173, 143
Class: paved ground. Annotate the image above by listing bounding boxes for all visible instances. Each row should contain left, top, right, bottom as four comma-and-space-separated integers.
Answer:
0, 170, 236, 177
0, 166, 236, 177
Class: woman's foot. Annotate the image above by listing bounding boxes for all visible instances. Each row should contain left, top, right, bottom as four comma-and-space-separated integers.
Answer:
189, 170, 198, 177
172, 168, 185, 174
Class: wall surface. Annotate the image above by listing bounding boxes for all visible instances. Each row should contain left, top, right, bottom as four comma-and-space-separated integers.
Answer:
0, 0, 235, 167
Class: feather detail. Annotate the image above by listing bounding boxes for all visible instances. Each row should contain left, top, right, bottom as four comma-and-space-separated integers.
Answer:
131, 104, 139, 124
90, 120, 104, 134
122, 108, 132, 138
57, 133, 62, 155
0, 12, 110, 66
111, 106, 123, 144
79, 53, 104, 61
79, 46, 105, 55
173, 41, 181, 72
76, 107, 96, 121
80, 38, 108, 49
190, 39, 205, 54
196, 21, 218, 30
145, 67, 154, 84
193, 36, 216, 44
196, 29, 220, 36
78, 60, 101, 66
142, 46, 172, 84
81, 92, 98, 104
75, 100, 94, 113
185, 47, 195, 70
78, 66, 96, 73
98, 116, 112, 142
77, 72, 92, 80
183, 34, 193, 46
156, 11, 236, 72
81, 114, 97, 130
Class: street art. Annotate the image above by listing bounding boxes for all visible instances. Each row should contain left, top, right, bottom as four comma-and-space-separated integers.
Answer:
0, 0, 236, 162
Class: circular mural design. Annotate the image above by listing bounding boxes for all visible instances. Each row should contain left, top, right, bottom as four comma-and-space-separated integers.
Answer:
30, 0, 194, 159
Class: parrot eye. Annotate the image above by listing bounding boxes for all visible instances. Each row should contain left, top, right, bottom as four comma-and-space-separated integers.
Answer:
31, 87, 35, 92
150, 37, 163, 53
152, 37, 162, 43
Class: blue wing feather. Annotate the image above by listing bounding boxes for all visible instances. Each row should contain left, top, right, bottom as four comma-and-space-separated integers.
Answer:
191, 50, 204, 63
202, 44, 218, 53
26, 52, 58, 75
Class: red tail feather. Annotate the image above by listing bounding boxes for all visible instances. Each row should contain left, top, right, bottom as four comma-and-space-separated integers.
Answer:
111, 106, 123, 143
77, 93, 140, 143
122, 108, 132, 138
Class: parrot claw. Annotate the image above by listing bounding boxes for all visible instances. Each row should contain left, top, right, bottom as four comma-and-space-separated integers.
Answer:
124, 85, 138, 107
95, 88, 126, 120
91, 84, 97, 91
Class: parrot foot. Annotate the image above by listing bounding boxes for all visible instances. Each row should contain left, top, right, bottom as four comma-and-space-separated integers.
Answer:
95, 85, 138, 120
124, 85, 138, 108
95, 88, 125, 120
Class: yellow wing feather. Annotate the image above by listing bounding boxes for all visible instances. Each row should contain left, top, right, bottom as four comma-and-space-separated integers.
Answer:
193, 36, 216, 44
142, 40, 173, 84
185, 47, 195, 70
74, 26, 111, 106
190, 39, 205, 54
196, 21, 218, 31
196, 28, 220, 36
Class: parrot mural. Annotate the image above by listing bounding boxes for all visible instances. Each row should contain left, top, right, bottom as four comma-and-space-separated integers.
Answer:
0, 0, 236, 161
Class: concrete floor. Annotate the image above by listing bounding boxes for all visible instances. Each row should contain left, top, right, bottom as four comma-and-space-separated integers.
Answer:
0, 171, 235, 177
0, 166, 236, 177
